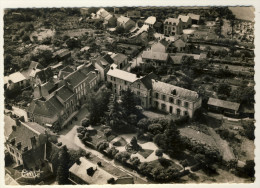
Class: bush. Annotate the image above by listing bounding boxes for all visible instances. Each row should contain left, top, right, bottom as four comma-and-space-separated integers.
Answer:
106, 147, 119, 158
148, 123, 163, 135
155, 149, 163, 157
81, 118, 90, 127
96, 141, 109, 151
137, 118, 151, 131
115, 151, 131, 163
77, 126, 85, 133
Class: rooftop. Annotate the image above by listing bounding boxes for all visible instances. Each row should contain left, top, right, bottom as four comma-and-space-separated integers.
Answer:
139, 72, 158, 90
144, 16, 156, 25
117, 15, 131, 24
107, 67, 140, 83
69, 157, 116, 184
152, 79, 200, 101
164, 18, 181, 25
178, 15, 191, 23
142, 51, 169, 61
64, 70, 88, 88
56, 85, 74, 102
5, 72, 26, 84
187, 13, 200, 21
112, 53, 128, 64
208, 98, 240, 111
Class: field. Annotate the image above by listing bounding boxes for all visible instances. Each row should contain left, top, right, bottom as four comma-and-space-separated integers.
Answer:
228, 7, 255, 22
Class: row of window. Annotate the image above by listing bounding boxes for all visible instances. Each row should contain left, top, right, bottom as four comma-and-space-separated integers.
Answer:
110, 76, 128, 85
155, 92, 189, 108
157, 102, 188, 116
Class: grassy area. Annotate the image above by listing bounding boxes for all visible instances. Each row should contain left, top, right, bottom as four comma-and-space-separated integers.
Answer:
148, 159, 182, 171
138, 148, 154, 159
112, 137, 127, 147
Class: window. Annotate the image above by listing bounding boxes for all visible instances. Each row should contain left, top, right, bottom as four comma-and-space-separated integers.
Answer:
155, 92, 159, 99
161, 103, 166, 111
114, 84, 116, 88
169, 97, 174, 103
162, 95, 166, 101
137, 84, 140, 89
137, 91, 140, 96
177, 99, 181, 106
124, 81, 127, 85
185, 102, 189, 108
184, 111, 188, 116
110, 76, 113, 81
172, 89, 177, 95
120, 85, 122, 90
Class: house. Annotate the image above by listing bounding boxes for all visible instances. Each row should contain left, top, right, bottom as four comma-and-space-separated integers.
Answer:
69, 157, 134, 184
144, 16, 156, 28
80, 8, 89, 16
21, 61, 42, 86
53, 49, 71, 61
173, 39, 186, 52
154, 22, 163, 33
107, 66, 140, 96
152, 79, 202, 118
177, 15, 192, 28
58, 66, 75, 80
126, 10, 141, 19
187, 13, 200, 24
34, 67, 54, 86
150, 40, 170, 53
5, 120, 61, 173
4, 115, 16, 141
164, 18, 183, 36
170, 55, 183, 65
117, 16, 135, 31
207, 98, 240, 116
111, 53, 128, 70
33, 81, 57, 99
4, 72, 29, 90
5, 121, 47, 168
93, 54, 114, 80
141, 51, 169, 67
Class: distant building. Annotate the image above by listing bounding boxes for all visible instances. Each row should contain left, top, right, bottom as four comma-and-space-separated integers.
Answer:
187, 13, 200, 24
93, 54, 114, 80
177, 15, 192, 28
126, 10, 141, 19
144, 16, 156, 28
80, 8, 89, 16
150, 40, 170, 53
173, 39, 186, 52
4, 72, 29, 90
154, 22, 163, 33
21, 61, 42, 87
111, 53, 128, 70
69, 157, 134, 184
164, 18, 183, 36
207, 98, 240, 116
53, 49, 71, 61
141, 51, 169, 67
117, 16, 135, 31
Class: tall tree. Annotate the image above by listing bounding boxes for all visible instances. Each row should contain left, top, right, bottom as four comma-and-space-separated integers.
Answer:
56, 146, 70, 184
121, 88, 138, 116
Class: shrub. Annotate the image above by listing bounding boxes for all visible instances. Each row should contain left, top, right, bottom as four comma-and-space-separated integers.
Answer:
96, 141, 109, 151
115, 151, 131, 163
106, 147, 119, 158
148, 123, 163, 135
155, 149, 163, 158
81, 118, 90, 127
77, 126, 84, 133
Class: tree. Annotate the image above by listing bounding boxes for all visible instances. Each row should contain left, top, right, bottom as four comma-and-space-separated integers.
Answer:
217, 83, 231, 96
104, 128, 112, 139
137, 118, 151, 131
115, 26, 125, 34
57, 146, 70, 184
130, 136, 138, 148
243, 160, 255, 179
155, 149, 163, 158
180, 159, 189, 170
66, 38, 81, 49
121, 88, 139, 116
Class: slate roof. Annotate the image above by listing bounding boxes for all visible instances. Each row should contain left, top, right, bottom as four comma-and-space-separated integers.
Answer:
56, 85, 74, 102
187, 13, 200, 21
69, 157, 116, 184
85, 71, 98, 83
208, 98, 240, 111
34, 81, 56, 99
107, 67, 140, 83
7, 121, 46, 151
36, 68, 54, 82
178, 15, 191, 23
152, 79, 200, 101
142, 51, 169, 61
58, 66, 74, 79
96, 54, 114, 69
139, 72, 158, 90
80, 63, 96, 75
64, 70, 87, 88
112, 53, 128, 65
27, 96, 63, 118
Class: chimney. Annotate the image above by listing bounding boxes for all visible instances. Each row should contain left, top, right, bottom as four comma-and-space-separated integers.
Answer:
97, 161, 102, 167
87, 167, 95, 176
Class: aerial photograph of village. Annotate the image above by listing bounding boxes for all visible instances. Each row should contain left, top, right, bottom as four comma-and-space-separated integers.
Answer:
3, 6, 255, 185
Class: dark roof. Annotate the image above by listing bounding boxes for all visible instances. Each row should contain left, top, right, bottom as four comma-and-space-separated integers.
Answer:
27, 96, 64, 118
7, 121, 46, 151
34, 81, 56, 99
36, 68, 54, 82
4, 115, 15, 140
102, 54, 114, 64
140, 72, 158, 89
64, 70, 87, 88
154, 22, 162, 28
53, 49, 71, 58
80, 63, 96, 75
60, 66, 74, 73
85, 71, 97, 83
112, 53, 128, 65
56, 85, 74, 102
170, 56, 183, 64
208, 98, 240, 111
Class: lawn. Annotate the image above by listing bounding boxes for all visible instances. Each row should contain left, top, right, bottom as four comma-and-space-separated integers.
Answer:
148, 159, 182, 171
138, 149, 154, 159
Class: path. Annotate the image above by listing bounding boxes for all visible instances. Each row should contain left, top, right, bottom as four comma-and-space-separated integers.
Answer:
208, 127, 235, 162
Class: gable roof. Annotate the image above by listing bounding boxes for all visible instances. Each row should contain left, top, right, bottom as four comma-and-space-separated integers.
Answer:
107, 67, 140, 83
139, 72, 158, 90
58, 66, 74, 79
144, 16, 156, 25
170, 56, 183, 64
7, 121, 46, 151
27, 96, 64, 118
208, 98, 240, 111
4, 115, 15, 141
152, 79, 200, 101
117, 15, 130, 24
34, 81, 56, 99
80, 63, 96, 75
178, 15, 191, 23
69, 157, 116, 184
6, 72, 26, 83
56, 85, 74, 102
112, 53, 128, 65
64, 70, 87, 88
96, 54, 114, 69
142, 51, 169, 61
174, 39, 186, 48
187, 13, 200, 21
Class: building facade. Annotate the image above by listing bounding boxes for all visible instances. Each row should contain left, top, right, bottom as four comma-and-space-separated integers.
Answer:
164, 18, 183, 36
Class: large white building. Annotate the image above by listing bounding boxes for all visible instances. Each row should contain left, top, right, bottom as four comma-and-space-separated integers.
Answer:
107, 66, 201, 118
